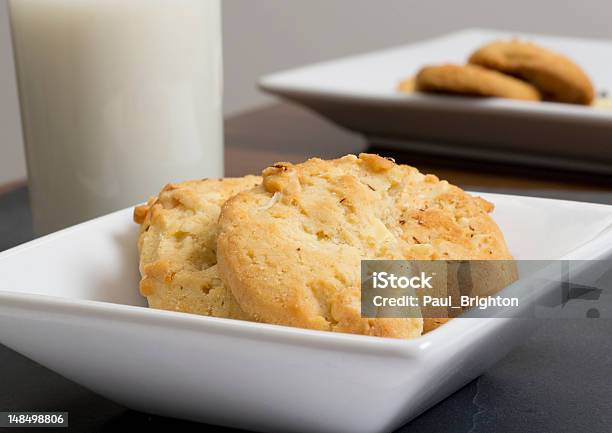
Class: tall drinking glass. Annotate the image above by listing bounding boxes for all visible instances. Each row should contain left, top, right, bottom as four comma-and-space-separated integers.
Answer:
9, 0, 223, 235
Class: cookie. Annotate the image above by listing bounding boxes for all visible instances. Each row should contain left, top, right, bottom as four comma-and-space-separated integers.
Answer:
397, 76, 416, 93
415, 64, 541, 101
217, 154, 514, 339
134, 176, 260, 320
468, 40, 594, 105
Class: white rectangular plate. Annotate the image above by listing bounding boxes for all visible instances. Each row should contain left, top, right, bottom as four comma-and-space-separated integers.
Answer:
260, 29, 612, 174
1, 193, 612, 433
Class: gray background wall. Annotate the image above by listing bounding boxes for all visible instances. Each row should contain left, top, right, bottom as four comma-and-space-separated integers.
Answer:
1, 0, 611, 185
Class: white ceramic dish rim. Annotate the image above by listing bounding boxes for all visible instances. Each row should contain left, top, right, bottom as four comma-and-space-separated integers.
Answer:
1, 194, 611, 359
259, 28, 612, 125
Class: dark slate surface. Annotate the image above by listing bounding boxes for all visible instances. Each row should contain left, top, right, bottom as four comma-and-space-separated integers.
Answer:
1, 186, 611, 433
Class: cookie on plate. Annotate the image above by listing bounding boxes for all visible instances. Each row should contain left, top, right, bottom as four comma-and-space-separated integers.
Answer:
415, 64, 541, 101
134, 176, 260, 320
397, 76, 416, 93
468, 40, 594, 105
217, 154, 515, 339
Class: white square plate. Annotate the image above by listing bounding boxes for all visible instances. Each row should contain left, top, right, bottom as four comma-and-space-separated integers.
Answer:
260, 29, 612, 174
1, 193, 612, 433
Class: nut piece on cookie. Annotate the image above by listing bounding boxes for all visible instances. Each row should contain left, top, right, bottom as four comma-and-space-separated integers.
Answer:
468, 40, 594, 105
134, 176, 260, 320
415, 63, 541, 101
217, 154, 515, 339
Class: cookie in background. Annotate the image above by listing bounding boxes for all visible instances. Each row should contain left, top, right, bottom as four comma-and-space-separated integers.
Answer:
399, 38, 595, 106
412, 63, 541, 101
469, 40, 595, 105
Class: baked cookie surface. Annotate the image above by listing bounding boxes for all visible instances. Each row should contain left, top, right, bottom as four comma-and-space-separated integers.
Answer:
217, 154, 514, 338
397, 76, 416, 93
415, 64, 541, 101
468, 40, 594, 105
134, 176, 260, 320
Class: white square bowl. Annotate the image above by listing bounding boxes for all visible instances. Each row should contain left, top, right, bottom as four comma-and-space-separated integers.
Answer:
1, 193, 611, 433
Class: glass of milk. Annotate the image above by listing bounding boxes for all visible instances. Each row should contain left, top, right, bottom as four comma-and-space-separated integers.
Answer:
8, 0, 223, 235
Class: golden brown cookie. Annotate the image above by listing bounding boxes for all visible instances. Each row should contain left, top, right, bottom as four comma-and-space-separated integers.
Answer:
415, 64, 541, 101
217, 154, 514, 339
468, 40, 594, 105
134, 176, 260, 320
397, 76, 416, 93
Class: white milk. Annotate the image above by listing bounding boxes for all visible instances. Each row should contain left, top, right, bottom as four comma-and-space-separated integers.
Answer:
9, 0, 223, 234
